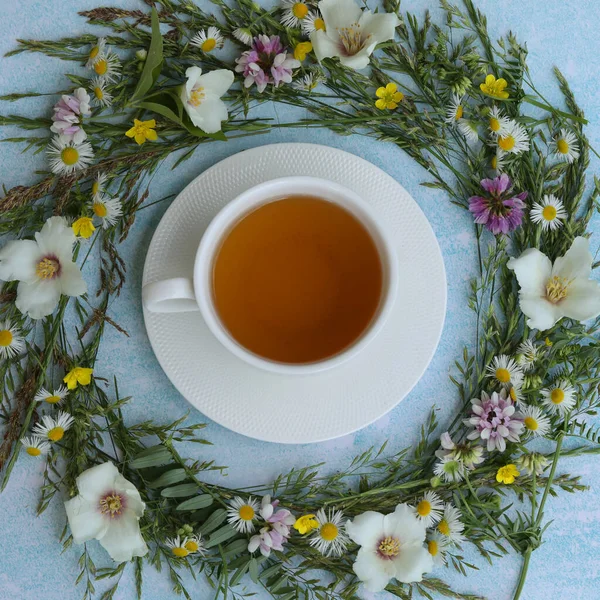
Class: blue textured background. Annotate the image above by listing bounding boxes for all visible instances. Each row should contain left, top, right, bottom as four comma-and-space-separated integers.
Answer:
1, 1, 599, 598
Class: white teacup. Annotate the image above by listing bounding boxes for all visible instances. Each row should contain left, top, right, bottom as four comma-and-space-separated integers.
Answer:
142, 176, 399, 375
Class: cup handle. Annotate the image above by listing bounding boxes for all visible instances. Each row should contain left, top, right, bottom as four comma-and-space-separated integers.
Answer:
142, 278, 200, 313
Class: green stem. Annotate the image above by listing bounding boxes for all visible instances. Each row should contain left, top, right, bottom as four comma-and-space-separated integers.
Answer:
513, 547, 532, 600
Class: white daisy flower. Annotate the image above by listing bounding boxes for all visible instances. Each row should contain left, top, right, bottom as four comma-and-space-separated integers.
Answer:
427, 530, 450, 566
444, 93, 464, 124
0, 319, 25, 359
91, 52, 121, 83
190, 27, 224, 52
301, 11, 326, 35
281, 0, 310, 27
182, 534, 204, 555
436, 503, 465, 545
486, 355, 524, 389
413, 491, 444, 527
309, 507, 350, 557
457, 119, 479, 144
291, 72, 323, 92
86, 37, 106, 68
521, 404, 551, 437
47, 137, 94, 175
227, 496, 260, 533
165, 533, 204, 557
552, 128, 580, 163
541, 380, 576, 415
34, 385, 68, 405
20, 435, 51, 457
91, 173, 108, 203
488, 105, 511, 137
508, 380, 523, 404
530, 194, 567, 231
89, 77, 113, 108
433, 455, 465, 483
233, 28, 253, 46
90, 196, 123, 229
516, 339, 539, 372
32, 411, 75, 442
497, 121, 530, 155
491, 150, 506, 173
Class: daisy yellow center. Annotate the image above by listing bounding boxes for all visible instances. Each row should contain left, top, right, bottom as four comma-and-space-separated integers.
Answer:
338, 24, 367, 56
551, 388, 565, 404
94, 86, 104, 100
93, 202, 108, 218
495, 367, 511, 383
509, 387, 517, 402
292, 2, 309, 18
491, 156, 498, 169
557, 139, 569, 154
92, 181, 100, 195
314, 18, 326, 31
190, 87, 205, 107
47, 426, 65, 442
378, 536, 400, 558
438, 519, 450, 536
0, 330, 13, 347
427, 540, 439, 556
542, 205, 557, 221
455, 105, 463, 120
94, 59, 108, 76
100, 493, 124, 517
36, 257, 60, 280
45, 395, 61, 404
490, 117, 501, 132
239, 505, 255, 521
546, 276, 570, 303
201, 38, 216, 52
184, 540, 199, 552
417, 500, 432, 517
26, 446, 42, 456
524, 416, 538, 430
90, 46, 100, 59
320, 523, 338, 541
61, 147, 80, 166
498, 135, 515, 151
172, 547, 189, 557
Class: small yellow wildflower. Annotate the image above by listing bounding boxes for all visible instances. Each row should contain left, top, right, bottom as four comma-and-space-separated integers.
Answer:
125, 119, 158, 145
293, 41, 313, 62
480, 74, 509, 99
63, 367, 94, 390
293, 514, 319, 535
375, 83, 404, 110
496, 464, 520, 484
72, 217, 96, 239
545, 337, 553, 347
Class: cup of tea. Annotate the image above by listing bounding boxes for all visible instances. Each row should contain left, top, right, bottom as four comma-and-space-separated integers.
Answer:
142, 176, 399, 374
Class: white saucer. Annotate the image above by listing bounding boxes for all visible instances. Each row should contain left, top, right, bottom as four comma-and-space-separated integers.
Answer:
142, 143, 446, 443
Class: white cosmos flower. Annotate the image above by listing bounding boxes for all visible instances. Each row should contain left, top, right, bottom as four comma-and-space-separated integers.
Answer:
486, 354, 524, 389
190, 27, 224, 52
0, 216, 87, 319
516, 339, 540, 372
311, 0, 399, 70
345, 503, 433, 592
90, 196, 123, 229
0, 319, 25, 359
531, 194, 567, 231
281, 0, 310, 28
488, 105, 511, 137
64, 461, 148, 562
508, 236, 600, 330
457, 119, 479, 144
444, 93, 464, 124
34, 385, 68, 405
301, 11, 326, 35
521, 404, 551, 437
90, 77, 113, 107
541, 380, 576, 415
309, 507, 350, 557
426, 530, 450, 566
180, 66, 234, 134
33, 411, 75, 442
497, 120, 530, 155
413, 491, 443, 528
436, 503, 465, 545
227, 496, 260, 533
47, 137, 94, 175
21, 435, 51, 457
552, 128, 580, 163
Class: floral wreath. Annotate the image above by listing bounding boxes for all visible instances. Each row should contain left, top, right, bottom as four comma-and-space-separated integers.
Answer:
0, 0, 599, 598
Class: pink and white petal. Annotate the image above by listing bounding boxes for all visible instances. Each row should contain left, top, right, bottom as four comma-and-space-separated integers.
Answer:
552, 237, 592, 281
507, 248, 552, 296
519, 295, 562, 331
195, 69, 234, 98
346, 511, 385, 548
0, 240, 41, 283
392, 545, 433, 583
16, 280, 61, 319
352, 549, 394, 593
386, 503, 427, 545
65, 496, 109, 543
319, 0, 362, 33
76, 461, 119, 503
559, 279, 600, 322
58, 261, 87, 297
98, 511, 148, 562
35, 216, 74, 257
310, 30, 341, 62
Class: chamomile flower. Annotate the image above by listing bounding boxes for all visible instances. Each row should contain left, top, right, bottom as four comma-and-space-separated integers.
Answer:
34, 385, 68, 405
89, 77, 113, 107
488, 106, 511, 137
292, 72, 323, 92
165, 535, 201, 558
183, 534, 204, 555
91, 173, 108, 203
516, 339, 540, 372
530, 194, 567, 231
227, 496, 260, 533
32, 411, 75, 442
86, 37, 106, 68
413, 491, 444, 527
497, 121, 530, 155
541, 380, 576, 415
433, 455, 465, 483
444, 93, 464, 124
458, 119, 479, 144
520, 404, 551, 437
0, 319, 25, 359
90, 196, 123, 229
281, 0, 310, 28
309, 507, 349, 557
301, 11, 326, 35
552, 128, 580, 163
233, 28, 253, 46
190, 27, 224, 52
436, 504, 465, 545
508, 381, 523, 404
47, 137, 94, 175
491, 150, 506, 173
20, 435, 51, 457
427, 530, 450, 566
92, 52, 121, 82
486, 355, 524, 389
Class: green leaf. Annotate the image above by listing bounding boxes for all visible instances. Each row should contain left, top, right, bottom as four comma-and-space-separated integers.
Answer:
161, 483, 200, 498
176, 494, 214, 511
199, 508, 227, 535
147, 468, 187, 488
249, 558, 259, 583
205, 524, 237, 548
229, 560, 250, 587
223, 539, 248, 556
129, 446, 172, 469
130, 8, 163, 103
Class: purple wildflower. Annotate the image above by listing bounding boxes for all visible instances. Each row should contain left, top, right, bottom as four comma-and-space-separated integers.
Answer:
464, 390, 524, 452
50, 88, 92, 144
248, 495, 295, 557
468, 173, 527, 235
234, 35, 300, 93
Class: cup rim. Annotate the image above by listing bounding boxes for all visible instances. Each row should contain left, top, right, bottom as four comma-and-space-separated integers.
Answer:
194, 176, 399, 375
